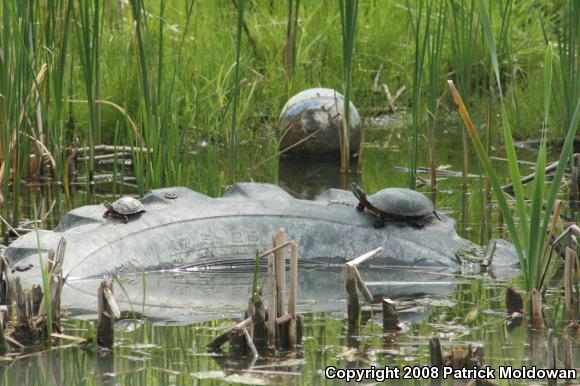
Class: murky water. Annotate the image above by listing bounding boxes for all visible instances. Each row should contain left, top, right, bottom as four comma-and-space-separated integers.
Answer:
2, 119, 576, 385
3, 282, 579, 385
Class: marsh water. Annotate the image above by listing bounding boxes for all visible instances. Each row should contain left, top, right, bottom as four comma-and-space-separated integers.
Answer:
2, 119, 577, 385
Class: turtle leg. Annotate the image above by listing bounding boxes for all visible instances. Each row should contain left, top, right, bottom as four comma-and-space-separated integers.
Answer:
103, 210, 109, 218
373, 214, 385, 228
356, 202, 365, 212
123, 214, 129, 223
409, 220, 425, 229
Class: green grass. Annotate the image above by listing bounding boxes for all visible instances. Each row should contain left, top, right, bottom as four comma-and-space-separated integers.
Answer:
0, 0, 576, 230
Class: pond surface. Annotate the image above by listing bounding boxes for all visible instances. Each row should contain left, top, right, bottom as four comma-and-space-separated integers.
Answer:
3, 282, 578, 385
2, 118, 576, 385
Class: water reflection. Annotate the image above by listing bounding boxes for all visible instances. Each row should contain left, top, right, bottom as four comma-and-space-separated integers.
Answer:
60, 266, 455, 324
3, 279, 580, 385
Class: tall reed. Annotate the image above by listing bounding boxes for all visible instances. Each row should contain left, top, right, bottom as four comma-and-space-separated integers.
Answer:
0, 1, 48, 229
45, 0, 73, 188
553, 0, 579, 135
128, 0, 195, 191
74, 0, 102, 183
285, 0, 301, 88
338, 0, 359, 173
405, 0, 430, 190
425, 0, 447, 203
451, 0, 580, 292
449, 0, 479, 235
229, 0, 246, 181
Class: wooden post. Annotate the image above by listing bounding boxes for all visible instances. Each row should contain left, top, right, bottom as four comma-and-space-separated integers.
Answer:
0, 255, 10, 306
267, 253, 277, 348
565, 246, 575, 321
273, 229, 286, 318
564, 334, 573, 371
251, 299, 268, 354
346, 247, 383, 267
352, 266, 373, 303
345, 247, 382, 304
529, 290, 544, 329
288, 241, 298, 347
472, 345, 485, 368
97, 280, 120, 349
242, 327, 258, 358
0, 315, 6, 356
547, 330, 557, 386
343, 265, 359, 332
571, 155, 580, 217
429, 337, 443, 368
382, 298, 401, 331
506, 286, 523, 314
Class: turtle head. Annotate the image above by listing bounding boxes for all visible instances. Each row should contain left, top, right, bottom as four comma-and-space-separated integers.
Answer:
103, 201, 113, 210
351, 181, 366, 202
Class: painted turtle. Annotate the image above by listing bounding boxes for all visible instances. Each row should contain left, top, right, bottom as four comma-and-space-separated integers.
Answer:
351, 181, 439, 228
103, 197, 146, 223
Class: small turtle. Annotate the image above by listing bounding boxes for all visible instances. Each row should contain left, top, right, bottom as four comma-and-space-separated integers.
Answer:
351, 181, 439, 228
103, 197, 146, 223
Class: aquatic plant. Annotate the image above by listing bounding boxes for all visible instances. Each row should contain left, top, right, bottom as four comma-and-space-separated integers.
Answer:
448, 0, 480, 236
425, 0, 447, 203
74, 0, 102, 182
338, 0, 359, 173
285, 0, 301, 87
549, 0, 580, 137
229, 0, 246, 182
450, 0, 580, 292
405, 0, 430, 190
0, 0, 571, 237
127, 0, 195, 191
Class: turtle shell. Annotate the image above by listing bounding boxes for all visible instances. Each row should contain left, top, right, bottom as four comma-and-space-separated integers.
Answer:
367, 188, 434, 218
111, 197, 144, 215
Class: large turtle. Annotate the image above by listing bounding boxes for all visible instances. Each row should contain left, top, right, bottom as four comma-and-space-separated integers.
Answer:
103, 197, 146, 223
351, 181, 439, 228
